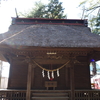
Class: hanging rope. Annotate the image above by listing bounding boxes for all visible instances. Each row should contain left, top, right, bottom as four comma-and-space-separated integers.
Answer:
33, 60, 70, 72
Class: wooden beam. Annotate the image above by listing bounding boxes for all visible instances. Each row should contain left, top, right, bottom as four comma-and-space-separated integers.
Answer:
70, 58, 75, 100
26, 62, 32, 100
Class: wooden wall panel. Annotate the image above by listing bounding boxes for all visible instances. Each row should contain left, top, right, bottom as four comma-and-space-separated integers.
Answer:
33, 67, 43, 89
8, 57, 91, 90
74, 64, 91, 89
65, 67, 70, 89
8, 60, 28, 89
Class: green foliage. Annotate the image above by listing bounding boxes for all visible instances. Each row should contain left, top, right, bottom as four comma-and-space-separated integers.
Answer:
89, 16, 97, 31
79, 0, 100, 11
44, 0, 66, 19
89, 14, 100, 34
20, 0, 66, 19
92, 14, 100, 34
79, 0, 100, 34
79, 0, 100, 18
96, 14, 100, 26
79, 0, 87, 7
20, 1, 46, 18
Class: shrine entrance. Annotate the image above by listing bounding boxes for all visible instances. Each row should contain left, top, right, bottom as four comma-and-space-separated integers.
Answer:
31, 63, 70, 90
1, 17, 100, 100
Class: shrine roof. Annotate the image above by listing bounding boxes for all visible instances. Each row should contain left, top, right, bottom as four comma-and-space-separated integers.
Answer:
0, 17, 100, 47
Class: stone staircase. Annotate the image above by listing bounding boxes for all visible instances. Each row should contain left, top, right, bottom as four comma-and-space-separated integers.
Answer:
31, 90, 70, 100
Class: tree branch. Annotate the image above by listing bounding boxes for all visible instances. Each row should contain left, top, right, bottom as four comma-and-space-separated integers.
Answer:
87, 6, 100, 11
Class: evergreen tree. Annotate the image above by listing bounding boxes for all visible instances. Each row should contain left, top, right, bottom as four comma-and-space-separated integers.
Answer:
20, 0, 66, 19
93, 14, 100, 34
20, 1, 46, 18
45, 0, 66, 19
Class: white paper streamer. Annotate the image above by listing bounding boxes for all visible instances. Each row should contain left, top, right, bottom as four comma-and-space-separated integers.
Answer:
57, 69, 60, 77
42, 69, 45, 77
52, 71, 54, 79
47, 71, 50, 80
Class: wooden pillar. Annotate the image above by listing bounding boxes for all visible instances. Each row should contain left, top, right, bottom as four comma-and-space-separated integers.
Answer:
26, 62, 32, 100
65, 66, 68, 88
31, 64, 36, 89
70, 58, 75, 100
92, 61, 96, 75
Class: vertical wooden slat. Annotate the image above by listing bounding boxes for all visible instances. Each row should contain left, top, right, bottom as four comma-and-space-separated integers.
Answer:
26, 62, 32, 100
70, 58, 75, 100
65, 66, 68, 87
31, 64, 36, 89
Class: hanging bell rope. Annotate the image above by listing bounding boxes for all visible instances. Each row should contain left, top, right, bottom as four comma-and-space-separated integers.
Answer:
33, 60, 70, 72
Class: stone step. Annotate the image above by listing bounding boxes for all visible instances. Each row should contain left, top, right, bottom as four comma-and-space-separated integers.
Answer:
32, 97, 69, 100
32, 93, 68, 97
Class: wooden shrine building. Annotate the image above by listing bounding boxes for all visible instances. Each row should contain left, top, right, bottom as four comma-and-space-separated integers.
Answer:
0, 18, 100, 100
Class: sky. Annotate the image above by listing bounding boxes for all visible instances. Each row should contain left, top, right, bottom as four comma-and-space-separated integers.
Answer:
0, 0, 84, 33
2, 62, 10, 77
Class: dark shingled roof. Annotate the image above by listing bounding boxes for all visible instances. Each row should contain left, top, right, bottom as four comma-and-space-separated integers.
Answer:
0, 18, 100, 47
